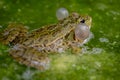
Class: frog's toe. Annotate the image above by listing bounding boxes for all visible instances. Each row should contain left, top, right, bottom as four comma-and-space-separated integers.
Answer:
72, 47, 82, 54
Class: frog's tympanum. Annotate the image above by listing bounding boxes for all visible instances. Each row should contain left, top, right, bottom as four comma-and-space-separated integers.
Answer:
0, 11, 92, 70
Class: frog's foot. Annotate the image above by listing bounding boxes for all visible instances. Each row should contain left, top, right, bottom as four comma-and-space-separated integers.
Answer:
71, 46, 81, 54
10, 44, 50, 70
0, 23, 28, 45
67, 41, 82, 54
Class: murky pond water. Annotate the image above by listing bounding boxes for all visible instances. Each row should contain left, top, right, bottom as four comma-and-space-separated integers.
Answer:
0, 0, 120, 80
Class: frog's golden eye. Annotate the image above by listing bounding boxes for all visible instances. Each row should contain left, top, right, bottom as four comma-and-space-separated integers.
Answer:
80, 19, 85, 23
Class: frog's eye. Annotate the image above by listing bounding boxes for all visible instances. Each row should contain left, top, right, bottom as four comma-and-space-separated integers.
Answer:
56, 8, 69, 20
75, 23, 90, 41
80, 19, 85, 23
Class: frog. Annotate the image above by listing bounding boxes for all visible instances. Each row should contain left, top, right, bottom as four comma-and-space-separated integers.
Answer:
0, 12, 92, 70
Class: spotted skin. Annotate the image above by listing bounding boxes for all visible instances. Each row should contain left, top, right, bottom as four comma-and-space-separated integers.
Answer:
0, 12, 92, 70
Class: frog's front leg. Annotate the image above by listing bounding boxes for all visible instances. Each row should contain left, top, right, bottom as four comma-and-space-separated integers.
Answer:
67, 41, 82, 54
0, 23, 28, 45
10, 44, 50, 70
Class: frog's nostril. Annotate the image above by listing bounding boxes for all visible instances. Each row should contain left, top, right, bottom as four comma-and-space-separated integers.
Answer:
80, 19, 85, 23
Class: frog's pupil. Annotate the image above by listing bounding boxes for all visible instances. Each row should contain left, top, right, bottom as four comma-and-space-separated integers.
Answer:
80, 19, 85, 23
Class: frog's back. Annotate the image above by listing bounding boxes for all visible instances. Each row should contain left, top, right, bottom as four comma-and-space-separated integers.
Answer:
23, 14, 78, 46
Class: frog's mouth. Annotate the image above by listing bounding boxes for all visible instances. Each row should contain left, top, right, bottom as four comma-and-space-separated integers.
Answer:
74, 23, 90, 43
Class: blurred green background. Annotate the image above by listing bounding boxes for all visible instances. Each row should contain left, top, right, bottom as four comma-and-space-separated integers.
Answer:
0, 0, 120, 80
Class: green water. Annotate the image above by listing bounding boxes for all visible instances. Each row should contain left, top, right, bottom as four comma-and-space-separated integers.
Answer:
0, 0, 120, 80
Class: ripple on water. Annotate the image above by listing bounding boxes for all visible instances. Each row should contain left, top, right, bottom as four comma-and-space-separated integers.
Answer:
82, 46, 104, 54
91, 48, 103, 54
22, 68, 34, 80
99, 37, 109, 43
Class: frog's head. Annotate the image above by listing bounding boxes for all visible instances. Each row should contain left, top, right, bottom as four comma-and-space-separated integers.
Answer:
71, 12, 92, 29
56, 8, 92, 43
79, 15, 92, 29
71, 12, 92, 43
